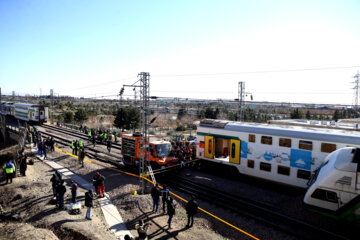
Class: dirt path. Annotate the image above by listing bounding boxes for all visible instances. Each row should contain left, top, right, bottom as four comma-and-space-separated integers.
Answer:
0, 145, 116, 240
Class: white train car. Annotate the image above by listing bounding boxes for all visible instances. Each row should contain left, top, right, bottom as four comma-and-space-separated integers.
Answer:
196, 119, 360, 188
1, 102, 48, 124
304, 147, 360, 221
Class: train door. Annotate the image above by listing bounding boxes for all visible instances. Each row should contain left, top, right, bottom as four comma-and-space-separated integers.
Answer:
29, 110, 33, 120
229, 139, 240, 164
39, 110, 45, 121
204, 136, 214, 159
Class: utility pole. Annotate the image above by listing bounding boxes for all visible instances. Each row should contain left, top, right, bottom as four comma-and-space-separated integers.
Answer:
238, 82, 245, 122
122, 72, 151, 194
139, 72, 150, 194
50, 89, 54, 124
353, 71, 360, 110
133, 87, 137, 105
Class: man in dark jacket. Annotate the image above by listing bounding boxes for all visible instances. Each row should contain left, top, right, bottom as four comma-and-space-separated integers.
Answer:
71, 180, 78, 203
151, 184, 161, 212
186, 195, 198, 228
56, 180, 66, 210
166, 197, 176, 229
50, 172, 60, 198
85, 189, 94, 220
161, 185, 170, 213
19, 152, 27, 176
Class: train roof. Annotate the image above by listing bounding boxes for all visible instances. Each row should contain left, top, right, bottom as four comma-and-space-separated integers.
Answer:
14, 103, 42, 107
199, 119, 360, 145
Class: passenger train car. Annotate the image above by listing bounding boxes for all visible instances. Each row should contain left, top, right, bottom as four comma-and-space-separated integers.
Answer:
304, 147, 360, 221
1, 102, 48, 124
196, 119, 360, 188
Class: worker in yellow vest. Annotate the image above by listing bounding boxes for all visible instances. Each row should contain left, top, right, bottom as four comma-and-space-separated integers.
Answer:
71, 140, 76, 155
2, 158, 16, 184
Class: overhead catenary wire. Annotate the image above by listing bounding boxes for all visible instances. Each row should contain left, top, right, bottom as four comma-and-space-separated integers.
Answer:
152, 65, 360, 78
57, 76, 137, 94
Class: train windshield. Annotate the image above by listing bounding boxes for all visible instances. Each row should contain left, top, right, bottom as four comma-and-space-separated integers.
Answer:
156, 144, 172, 158
307, 160, 329, 187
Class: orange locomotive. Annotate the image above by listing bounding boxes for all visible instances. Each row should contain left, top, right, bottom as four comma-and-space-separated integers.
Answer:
120, 133, 178, 168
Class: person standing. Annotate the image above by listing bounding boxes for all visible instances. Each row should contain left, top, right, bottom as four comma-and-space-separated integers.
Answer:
50, 172, 59, 198
71, 140, 76, 155
71, 180, 78, 203
161, 185, 170, 213
42, 140, 48, 160
56, 180, 66, 210
93, 172, 105, 198
106, 140, 112, 153
185, 195, 198, 228
78, 147, 85, 167
74, 140, 78, 156
50, 137, 55, 152
2, 157, 15, 184
85, 189, 94, 220
92, 172, 99, 196
19, 152, 27, 176
151, 184, 161, 212
92, 135, 96, 147
166, 197, 176, 229
96, 172, 106, 198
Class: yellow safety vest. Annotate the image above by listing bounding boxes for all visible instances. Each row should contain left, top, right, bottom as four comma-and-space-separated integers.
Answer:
2, 162, 15, 174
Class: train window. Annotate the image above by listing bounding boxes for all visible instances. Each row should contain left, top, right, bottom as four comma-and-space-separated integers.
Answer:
260, 162, 271, 172
311, 189, 338, 203
208, 139, 212, 154
249, 134, 255, 143
297, 169, 311, 180
248, 159, 254, 168
261, 136, 272, 145
321, 143, 336, 153
277, 166, 290, 176
299, 140, 312, 151
231, 143, 235, 158
279, 138, 291, 148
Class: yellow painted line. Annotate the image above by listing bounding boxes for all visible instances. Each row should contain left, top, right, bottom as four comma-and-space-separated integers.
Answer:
54, 146, 260, 240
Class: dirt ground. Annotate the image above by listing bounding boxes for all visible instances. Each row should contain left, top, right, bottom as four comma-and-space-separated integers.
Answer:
0, 146, 117, 240
0, 141, 232, 240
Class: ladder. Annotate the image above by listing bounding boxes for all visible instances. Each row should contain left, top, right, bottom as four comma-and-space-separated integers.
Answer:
148, 165, 156, 184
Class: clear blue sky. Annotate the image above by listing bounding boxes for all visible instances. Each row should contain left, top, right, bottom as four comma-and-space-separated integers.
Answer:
1, 0, 360, 104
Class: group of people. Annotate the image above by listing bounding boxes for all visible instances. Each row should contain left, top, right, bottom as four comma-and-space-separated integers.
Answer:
170, 141, 197, 169
50, 170, 95, 220
150, 184, 198, 230
71, 140, 86, 167
2, 150, 28, 184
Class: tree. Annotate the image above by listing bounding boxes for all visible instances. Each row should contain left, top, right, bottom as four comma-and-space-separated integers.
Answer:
333, 110, 341, 121
75, 108, 88, 123
290, 108, 303, 119
306, 110, 311, 120
114, 106, 140, 131
62, 111, 74, 123
177, 107, 187, 120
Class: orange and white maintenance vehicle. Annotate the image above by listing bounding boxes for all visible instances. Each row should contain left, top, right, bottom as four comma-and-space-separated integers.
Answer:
120, 132, 178, 168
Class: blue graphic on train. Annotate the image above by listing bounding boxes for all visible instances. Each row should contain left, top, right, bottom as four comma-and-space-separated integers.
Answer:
290, 149, 312, 170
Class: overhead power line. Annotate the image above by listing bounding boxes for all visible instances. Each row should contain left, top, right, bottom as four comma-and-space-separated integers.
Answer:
153, 65, 360, 78
57, 76, 137, 93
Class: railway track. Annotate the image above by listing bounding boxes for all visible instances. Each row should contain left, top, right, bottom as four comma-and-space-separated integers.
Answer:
38, 129, 123, 168
41, 124, 122, 150
167, 176, 350, 240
